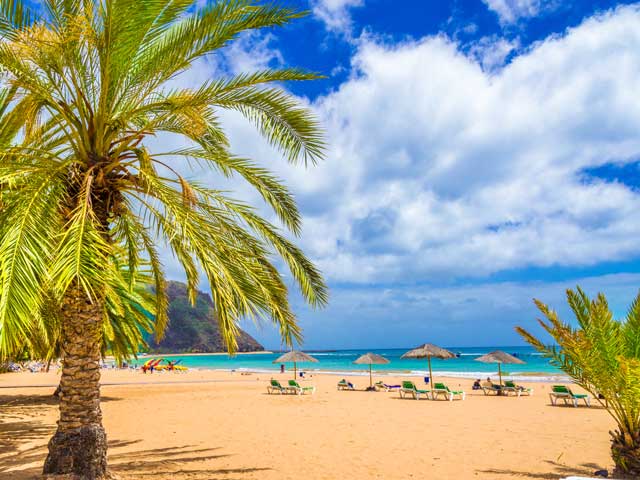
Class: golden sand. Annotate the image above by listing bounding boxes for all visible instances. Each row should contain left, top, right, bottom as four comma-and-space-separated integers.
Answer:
0, 369, 615, 479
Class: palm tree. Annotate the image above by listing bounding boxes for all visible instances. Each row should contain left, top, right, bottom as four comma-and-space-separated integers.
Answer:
517, 287, 640, 477
0, 1, 328, 477
0, 84, 154, 371
26, 265, 157, 370
31, 266, 156, 399
0, 84, 155, 375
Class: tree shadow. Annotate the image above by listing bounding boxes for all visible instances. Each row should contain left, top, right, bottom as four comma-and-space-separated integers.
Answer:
109, 442, 272, 480
0, 393, 55, 478
0, 393, 121, 478
0, 442, 48, 479
0, 393, 59, 425
0, 394, 58, 466
0, 393, 121, 409
547, 402, 607, 410
1, 433, 272, 480
0, 418, 53, 454
477, 460, 608, 479
0, 394, 271, 480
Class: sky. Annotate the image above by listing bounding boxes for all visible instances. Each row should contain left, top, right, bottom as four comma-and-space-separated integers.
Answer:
68, 0, 640, 349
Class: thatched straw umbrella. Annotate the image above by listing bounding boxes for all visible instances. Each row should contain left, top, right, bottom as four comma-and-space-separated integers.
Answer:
273, 350, 318, 379
401, 343, 456, 390
353, 353, 390, 390
474, 350, 524, 386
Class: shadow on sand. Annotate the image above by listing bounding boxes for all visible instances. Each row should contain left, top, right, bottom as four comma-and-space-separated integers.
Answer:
0, 393, 119, 479
109, 441, 271, 479
478, 460, 607, 479
0, 393, 271, 480
0, 441, 269, 480
0, 394, 56, 479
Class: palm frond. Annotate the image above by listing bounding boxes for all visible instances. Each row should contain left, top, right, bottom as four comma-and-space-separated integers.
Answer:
0, 0, 37, 40
0, 0, 325, 359
0, 164, 65, 358
518, 287, 640, 467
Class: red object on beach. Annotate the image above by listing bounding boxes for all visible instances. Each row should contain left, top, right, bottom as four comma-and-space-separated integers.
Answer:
142, 358, 163, 373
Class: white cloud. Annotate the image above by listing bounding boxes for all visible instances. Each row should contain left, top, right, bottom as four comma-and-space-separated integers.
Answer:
311, 0, 364, 37
222, 31, 284, 73
483, 0, 560, 25
243, 272, 640, 349
154, 3, 640, 306
143, 4, 640, 348
468, 35, 520, 70
229, 4, 640, 285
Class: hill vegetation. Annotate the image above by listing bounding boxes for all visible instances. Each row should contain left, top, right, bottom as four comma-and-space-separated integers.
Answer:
148, 282, 264, 353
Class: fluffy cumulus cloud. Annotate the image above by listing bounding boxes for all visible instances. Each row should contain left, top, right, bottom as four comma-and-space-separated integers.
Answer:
468, 35, 520, 70
311, 0, 365, 36
482, 0, 560, 24
158, 5, 640, 346
257, 4, 640, 285
183, 4, 640, 286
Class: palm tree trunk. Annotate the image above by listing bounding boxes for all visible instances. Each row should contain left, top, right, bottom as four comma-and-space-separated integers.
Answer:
611, 429, 640, 478
43, 286, 108, 479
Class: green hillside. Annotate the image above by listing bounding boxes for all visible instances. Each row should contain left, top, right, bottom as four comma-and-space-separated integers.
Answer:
148, 281, 264, 353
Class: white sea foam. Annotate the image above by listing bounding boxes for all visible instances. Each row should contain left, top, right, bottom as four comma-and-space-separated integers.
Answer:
201, 366, 568, 382
304, 352, 357, 357
415, 370, 570, 383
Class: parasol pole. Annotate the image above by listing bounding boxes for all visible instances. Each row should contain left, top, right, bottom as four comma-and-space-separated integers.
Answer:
498, 362, 503, 387
428, 355, 434, 391
294, 361, 297, 380
369, 363, 373, 388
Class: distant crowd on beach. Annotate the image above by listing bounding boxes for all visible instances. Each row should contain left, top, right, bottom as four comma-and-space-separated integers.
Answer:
2, 359, 189, 374
2, 360, 50, 373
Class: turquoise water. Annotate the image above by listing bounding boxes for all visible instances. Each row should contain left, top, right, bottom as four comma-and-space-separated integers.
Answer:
141, 346, 564, 380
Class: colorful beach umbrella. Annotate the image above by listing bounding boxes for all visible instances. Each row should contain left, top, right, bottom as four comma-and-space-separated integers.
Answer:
273, 350, 318, 379
353, 353, 390, 390
401, 343, 456, 391
474, 350, 525, 387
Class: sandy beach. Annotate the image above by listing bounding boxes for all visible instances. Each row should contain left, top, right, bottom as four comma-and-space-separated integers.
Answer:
1, 369, 615, 480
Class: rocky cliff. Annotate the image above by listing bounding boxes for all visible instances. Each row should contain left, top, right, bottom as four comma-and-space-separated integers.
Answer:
148, 281, 264, 353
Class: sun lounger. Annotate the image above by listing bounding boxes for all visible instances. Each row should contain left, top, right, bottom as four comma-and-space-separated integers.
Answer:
337, 379, 355, 390
267, 379, 288, 394
503, 380, 533, 397
288, 380, 315, 395
374, 381, 401, 392
481, 381, 501, 396
549, 385, 590, 407
399, 381, 430, 400
432, 382, 465, 401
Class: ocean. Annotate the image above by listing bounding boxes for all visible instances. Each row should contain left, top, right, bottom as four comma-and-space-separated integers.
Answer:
143, 346, 567, 382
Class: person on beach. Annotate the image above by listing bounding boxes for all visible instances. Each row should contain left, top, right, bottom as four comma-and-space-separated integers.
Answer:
486, 377, 501, 391
472, 379, 482, 390
280, 364, 285, 374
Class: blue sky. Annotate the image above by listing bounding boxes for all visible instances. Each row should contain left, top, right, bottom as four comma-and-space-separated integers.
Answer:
162, 0, 640, 349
